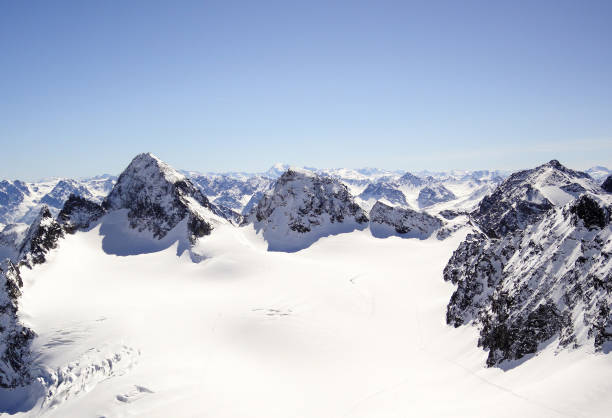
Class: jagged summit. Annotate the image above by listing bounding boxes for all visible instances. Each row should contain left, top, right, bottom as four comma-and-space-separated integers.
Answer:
249, 169, 368, 251
17, 206, 64, 267
105, 153, 186, 202
472, 159, 601, 238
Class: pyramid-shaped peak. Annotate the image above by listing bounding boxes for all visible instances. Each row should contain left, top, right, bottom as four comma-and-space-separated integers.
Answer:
123, 153, 185, 184
534, 159, 591, 179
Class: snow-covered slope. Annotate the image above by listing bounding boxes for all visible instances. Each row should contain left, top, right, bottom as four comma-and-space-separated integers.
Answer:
0, 214, 607, 417
248, 169, 369, 251
445, 193, 612, 367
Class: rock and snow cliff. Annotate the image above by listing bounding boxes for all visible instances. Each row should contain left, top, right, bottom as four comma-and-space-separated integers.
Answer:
0, 260, 35, 388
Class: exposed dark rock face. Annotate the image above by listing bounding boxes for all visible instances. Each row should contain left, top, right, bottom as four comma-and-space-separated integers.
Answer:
187, 215, 213, 244
602, 175, 612, 193
103, 153, 233, 240
439, 210, 464, 220
358, 183, 408, 207
369, 201, 442, 238
0, 260, 35, 388
570, 195, 609, 229
57, 195, 106, 233
417, 185, 456, 208
471, 160, 600, 238
18, 206, 64, 267
444, 193, 612, 367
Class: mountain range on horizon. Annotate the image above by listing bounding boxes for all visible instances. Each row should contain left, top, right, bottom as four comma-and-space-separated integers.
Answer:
0, 152, 611, 416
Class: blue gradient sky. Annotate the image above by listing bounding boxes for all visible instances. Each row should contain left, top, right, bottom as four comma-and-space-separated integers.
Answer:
1, 0, 611, 179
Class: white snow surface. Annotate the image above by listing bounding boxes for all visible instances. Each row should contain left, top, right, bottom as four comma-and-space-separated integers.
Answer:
2, 222, 610, 417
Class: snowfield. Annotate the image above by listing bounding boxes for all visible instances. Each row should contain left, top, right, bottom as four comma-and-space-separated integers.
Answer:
4, 221, 611, 417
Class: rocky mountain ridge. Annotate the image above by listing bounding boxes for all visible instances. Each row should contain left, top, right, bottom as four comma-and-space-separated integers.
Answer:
444, 160, 612, 367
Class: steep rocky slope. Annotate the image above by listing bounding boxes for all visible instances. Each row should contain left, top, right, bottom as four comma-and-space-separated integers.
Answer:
0, 260, 35, 388
444, 160, 610, 367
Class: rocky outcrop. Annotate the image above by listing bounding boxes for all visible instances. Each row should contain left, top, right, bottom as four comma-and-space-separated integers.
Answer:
444, 193, 612, 367
369, 201, 442, 238
57, 195, 106, 233
0, 260, 35, 388
602, 175, 612, 193
18, 206, 64, 268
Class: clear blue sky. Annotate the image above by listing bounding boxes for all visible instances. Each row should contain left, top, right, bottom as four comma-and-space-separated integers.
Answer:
1, 0, 611, 180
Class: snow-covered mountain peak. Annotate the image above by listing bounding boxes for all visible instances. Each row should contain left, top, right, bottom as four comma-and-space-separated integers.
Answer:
248, 169, 368, 251
123, 152, 186, 185
103, 153, 233, 242
473, 159, 601, 237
